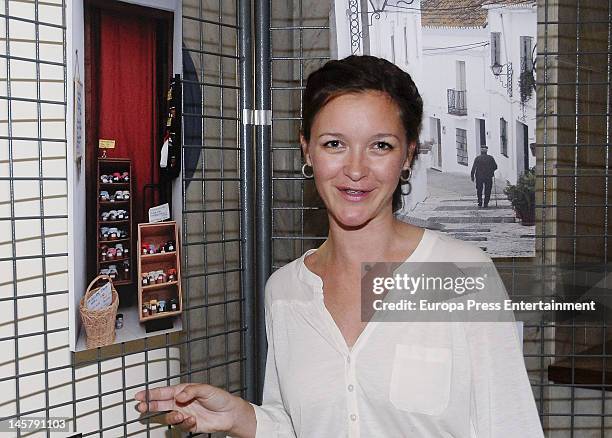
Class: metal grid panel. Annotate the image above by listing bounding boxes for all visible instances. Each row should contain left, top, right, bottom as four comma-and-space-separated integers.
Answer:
181, 0, 249, 414
269, 0, 330, 270
531, 0, 612, 435
0, 0, 73, 436
0, 0, 249, 436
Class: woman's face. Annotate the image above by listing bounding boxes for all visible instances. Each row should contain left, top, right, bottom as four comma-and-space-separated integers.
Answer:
301, 90, 415, 228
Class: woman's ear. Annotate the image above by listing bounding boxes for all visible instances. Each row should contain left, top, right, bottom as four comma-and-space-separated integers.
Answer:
403, 141, 417, 169
300, 133, 312, 166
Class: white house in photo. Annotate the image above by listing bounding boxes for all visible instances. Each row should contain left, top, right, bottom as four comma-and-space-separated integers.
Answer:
420, 0, 537, 185
330, 0, 537, 194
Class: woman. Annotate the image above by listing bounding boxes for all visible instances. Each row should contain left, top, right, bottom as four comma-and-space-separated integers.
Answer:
135, 55, 543, 437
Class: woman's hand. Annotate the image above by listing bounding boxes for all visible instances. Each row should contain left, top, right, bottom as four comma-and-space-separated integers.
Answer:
134, 383, 255, 436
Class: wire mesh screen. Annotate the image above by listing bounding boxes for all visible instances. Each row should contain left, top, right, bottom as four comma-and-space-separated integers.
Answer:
0, 0, 246, 437
532, 0, 612, 435
0, 0, 75, 435
181, 0, 246, 418
270, 0, 330, 269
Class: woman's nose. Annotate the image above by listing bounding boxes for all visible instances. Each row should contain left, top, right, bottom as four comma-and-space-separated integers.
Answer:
343, 151, 368, 180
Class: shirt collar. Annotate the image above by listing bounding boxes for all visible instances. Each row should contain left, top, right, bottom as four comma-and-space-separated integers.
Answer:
297, 228, 436, 296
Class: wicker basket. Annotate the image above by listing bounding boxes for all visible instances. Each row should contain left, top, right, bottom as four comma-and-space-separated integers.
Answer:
79, 275, 119, 349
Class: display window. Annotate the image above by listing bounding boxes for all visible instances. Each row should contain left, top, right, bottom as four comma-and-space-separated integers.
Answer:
70, 0, 184, 352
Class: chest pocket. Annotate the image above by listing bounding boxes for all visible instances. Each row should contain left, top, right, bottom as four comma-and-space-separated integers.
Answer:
389, 343, 452, 416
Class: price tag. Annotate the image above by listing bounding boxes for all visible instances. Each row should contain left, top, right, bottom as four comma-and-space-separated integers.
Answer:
86, 281, 113, 310
98, 139, 116, 149
148, 203, 170, 223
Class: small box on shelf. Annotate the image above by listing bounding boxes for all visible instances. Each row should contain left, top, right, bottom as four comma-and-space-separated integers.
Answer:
137, 221, 182, 322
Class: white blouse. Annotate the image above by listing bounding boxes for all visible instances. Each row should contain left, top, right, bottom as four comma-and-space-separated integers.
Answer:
242, 228, 544, 438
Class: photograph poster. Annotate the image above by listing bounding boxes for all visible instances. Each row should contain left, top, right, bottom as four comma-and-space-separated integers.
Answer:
330, 0, 537, 258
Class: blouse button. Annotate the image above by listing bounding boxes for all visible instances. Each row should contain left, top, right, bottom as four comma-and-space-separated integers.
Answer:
350, 414, 357, 421
347, 384, 354, 392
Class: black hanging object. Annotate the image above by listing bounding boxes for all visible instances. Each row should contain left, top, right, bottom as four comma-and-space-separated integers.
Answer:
160, 74, 182, 179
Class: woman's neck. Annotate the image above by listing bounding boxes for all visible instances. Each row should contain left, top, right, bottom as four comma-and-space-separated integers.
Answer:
319, 212, 416, 269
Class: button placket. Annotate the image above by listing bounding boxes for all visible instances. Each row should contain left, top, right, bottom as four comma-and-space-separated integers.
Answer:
346, 352, 360, 437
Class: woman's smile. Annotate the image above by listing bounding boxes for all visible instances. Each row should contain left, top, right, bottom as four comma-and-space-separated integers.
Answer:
336, 185, 375, 202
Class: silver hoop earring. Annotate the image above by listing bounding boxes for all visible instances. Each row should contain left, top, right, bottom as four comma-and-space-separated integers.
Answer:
301, 163, 314, 178
401, 181, 412, 196
399, 167, 412, 182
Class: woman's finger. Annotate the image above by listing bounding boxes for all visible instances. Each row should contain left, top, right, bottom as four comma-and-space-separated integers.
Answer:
168, 414, 198, 433
174, 383, 215, 404
165, 410, 185, 425
136, 399, 177, 413
135, 384, 187, 402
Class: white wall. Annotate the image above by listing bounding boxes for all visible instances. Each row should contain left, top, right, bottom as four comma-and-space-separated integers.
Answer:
67, 0, 87, 356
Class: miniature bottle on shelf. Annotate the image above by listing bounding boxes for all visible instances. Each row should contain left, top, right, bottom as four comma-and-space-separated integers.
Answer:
168, 268, 177, 282
122, 260, 130, 278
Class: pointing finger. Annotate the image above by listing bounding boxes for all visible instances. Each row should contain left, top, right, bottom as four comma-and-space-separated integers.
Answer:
135, 384, 188, 402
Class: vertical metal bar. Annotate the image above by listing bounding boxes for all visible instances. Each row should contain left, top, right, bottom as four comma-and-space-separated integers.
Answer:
359, 0, 370, 55
239, 0, 256, 402
33, 2, 51, 435
4, 3, 21, 437
121, 342, 128, 437
97, 348, 103, 438
255, 0, 272, 402
540, 0, 549, 424
144, 337, 150, 437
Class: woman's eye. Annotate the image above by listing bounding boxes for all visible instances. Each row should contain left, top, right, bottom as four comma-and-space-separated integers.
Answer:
324, 140, 341, 148
374, 142, 393, 150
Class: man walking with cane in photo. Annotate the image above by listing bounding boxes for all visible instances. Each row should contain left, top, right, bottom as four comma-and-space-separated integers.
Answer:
470, 145, 498, 208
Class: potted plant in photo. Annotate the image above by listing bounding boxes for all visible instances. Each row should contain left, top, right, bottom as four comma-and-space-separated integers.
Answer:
503, 166, 536, 226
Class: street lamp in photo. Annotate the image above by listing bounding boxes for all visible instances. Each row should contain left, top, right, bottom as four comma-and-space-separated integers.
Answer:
491, 61, 513, 98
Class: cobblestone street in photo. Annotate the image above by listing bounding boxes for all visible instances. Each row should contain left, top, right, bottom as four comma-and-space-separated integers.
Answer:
398, 168, 535, 258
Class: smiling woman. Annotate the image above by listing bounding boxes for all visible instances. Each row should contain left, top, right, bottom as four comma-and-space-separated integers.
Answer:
134, 55, 544, 438
300, 91, 411, 227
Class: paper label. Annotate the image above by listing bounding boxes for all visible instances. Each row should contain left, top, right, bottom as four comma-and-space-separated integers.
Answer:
98, 139, 116, 149
148, 203, 170, 223
86, 281, 113, 310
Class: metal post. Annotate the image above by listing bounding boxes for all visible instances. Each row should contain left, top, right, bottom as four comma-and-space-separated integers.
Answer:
360, 0, 370, 55
255, 0, 272, 403
239, 0, 256, 403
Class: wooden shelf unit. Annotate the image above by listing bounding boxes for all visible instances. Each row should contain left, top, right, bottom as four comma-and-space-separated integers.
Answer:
137, 221, 182, 322
96, 158, 133, 285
